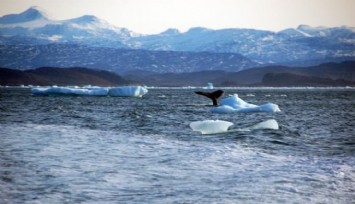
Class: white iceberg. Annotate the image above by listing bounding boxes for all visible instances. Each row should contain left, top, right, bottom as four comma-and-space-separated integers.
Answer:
31, 86, 109, 96
203, 82, 214, 89
190, 120, 234, 135
108, 86, 148, 97
31, 85, 148, 97
211, 94, 281, 113
190, 119, 279, 135
246, 119, 279, 131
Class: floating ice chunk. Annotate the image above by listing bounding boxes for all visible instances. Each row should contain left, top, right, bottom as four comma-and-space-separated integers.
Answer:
31, 86, 148, 97
203, 82, 214, 89
84, 87, 109, 96
108, 86, 148, 97
190, 120, 233, 135
31, 88, 42, 95
190, 119, 279, 135
211, 105, 237, 114
31, 86, 109, 96
233, 119, 280, 132
220, 94, 258, 109
248, 119, 279, 130
211, 94, 280, 113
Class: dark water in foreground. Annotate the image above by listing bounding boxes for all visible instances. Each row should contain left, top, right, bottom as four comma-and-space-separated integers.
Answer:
0, 87, 354, 203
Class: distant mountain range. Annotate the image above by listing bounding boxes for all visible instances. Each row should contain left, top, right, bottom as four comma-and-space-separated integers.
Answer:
1, 62, 354, 87
0, 44, 256, 73
1, 7, 355, 73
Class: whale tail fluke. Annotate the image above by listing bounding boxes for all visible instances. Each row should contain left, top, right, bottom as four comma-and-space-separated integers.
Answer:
195, 90, 224, 106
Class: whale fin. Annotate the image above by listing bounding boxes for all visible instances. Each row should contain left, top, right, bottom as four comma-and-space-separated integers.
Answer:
195, 90, 224, 106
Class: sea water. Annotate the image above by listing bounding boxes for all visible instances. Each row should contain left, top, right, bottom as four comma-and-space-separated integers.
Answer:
0, 87, 354, 203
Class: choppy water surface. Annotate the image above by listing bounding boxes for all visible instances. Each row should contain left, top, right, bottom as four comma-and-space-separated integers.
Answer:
0, 87, 354, 203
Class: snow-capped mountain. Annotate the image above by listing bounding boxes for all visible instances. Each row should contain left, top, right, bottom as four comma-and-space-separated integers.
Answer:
0, 6, 48, 24
128, 25, 355, 65
0, 7, 135, 47
1, 7, 354, 70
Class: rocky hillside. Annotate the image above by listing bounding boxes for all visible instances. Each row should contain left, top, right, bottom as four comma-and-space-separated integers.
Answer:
0, 67, 130, 86
123, 61, 355, 87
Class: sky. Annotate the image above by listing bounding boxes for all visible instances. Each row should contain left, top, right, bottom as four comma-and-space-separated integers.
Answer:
0, 0, 355, 34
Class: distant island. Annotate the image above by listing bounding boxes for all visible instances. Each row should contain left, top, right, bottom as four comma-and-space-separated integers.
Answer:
1, 61, 354, 87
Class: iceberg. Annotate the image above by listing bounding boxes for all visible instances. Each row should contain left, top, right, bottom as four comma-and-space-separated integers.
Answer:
190, 120, 234, 135
248, 119, 279, 130
31, 86, 109, 96
203, 82, 214, 89
190, 119, 279, 135
108, 86, 148, 97
31, 85, 148, 97
211, 94, 281, 113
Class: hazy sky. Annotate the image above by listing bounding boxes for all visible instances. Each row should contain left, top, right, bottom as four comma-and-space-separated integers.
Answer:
0, 0, 354, 34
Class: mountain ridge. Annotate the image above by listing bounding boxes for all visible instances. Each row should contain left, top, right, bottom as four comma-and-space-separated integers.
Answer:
0, 6, 48, 24
1, 7, 354, 69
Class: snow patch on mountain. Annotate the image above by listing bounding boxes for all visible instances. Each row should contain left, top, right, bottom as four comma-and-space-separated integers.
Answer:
47, 35, 62, 42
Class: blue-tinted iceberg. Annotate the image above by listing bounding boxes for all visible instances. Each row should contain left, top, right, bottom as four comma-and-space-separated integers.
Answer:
31, 86, 109, 96
108, 86, 148, 97
31, 86, 148, 97
211, 94, 281, 113
203, 82, 214, 89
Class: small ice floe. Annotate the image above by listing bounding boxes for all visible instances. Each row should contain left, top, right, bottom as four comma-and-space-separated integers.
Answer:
190, 120, 233, 135
247, 119, 279, 131
201, 82, 214, 90
108, 86, 148, 97
207, 82, 214, 89
190, 119, 279, 135
211, 94, 280, 113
